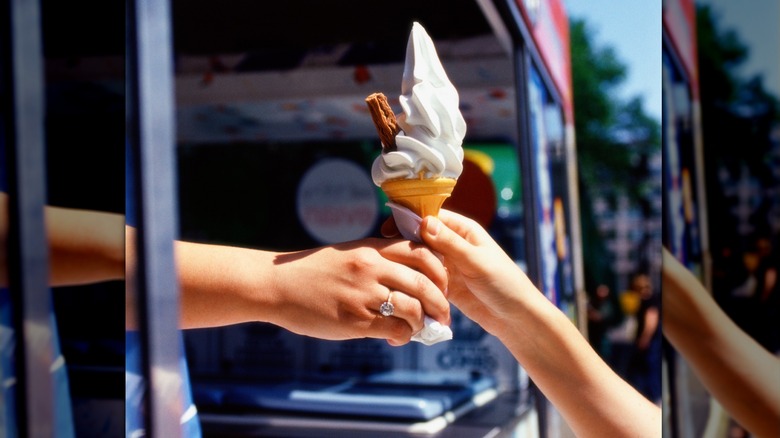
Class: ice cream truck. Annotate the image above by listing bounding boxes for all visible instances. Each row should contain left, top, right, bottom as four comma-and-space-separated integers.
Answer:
166, 1, 584, 436
2, 0, 583, 436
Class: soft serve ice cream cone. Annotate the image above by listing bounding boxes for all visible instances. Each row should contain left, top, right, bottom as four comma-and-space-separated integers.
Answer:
364, 22, 464, 345
366, 21, 466, 223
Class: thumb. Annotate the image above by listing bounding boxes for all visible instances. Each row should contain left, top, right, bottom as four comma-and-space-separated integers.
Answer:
420, 216, 476, 269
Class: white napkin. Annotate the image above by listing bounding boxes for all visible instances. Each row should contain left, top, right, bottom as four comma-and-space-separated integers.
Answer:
411, 316, 454, 345
386, 202, 454, 346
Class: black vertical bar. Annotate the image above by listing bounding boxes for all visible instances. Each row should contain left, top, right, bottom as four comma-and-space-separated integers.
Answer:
490, 0, 549, 436
663, 338, 679, 437
126, 0, 183, 436
514, 48, 544, 295
514, 49, 548, 438
499, 1, 547, 433
1, 0, 54, 436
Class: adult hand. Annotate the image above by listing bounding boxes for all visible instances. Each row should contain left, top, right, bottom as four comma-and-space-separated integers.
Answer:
270, 238, 450, 346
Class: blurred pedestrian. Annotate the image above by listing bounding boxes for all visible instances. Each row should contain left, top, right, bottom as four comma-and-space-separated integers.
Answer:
586, 283, 621, 359
750, 236, 780, 355
605, 286, 639, 379
628, 272, 662, 404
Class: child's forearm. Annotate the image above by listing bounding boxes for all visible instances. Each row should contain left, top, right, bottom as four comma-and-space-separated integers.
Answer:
662, 249, 780, 438
498, 283, 660, 438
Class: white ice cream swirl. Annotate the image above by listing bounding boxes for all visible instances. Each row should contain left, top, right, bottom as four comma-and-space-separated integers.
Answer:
371, 22, 466, 186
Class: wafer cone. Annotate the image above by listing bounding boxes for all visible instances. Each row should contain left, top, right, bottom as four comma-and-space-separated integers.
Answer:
381, 176, 456, 218
366, 92, 458, 218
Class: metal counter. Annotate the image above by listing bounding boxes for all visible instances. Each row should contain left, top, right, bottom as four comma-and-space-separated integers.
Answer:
199, 389, 535, 438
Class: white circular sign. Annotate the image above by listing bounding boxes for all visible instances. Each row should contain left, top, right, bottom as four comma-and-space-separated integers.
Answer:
296, 158, 379, 244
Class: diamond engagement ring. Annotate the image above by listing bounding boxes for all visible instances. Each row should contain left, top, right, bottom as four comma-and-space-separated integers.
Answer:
379, 292, 394, 317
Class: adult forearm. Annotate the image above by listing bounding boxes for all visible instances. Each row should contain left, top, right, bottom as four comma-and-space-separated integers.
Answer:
0, 193, 125, 287
46, 206, 125, 285
125, 225, 278, 330
174, 240, 278, 329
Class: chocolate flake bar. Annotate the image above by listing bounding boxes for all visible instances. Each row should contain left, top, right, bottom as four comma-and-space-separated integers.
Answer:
365, 92, 400, 152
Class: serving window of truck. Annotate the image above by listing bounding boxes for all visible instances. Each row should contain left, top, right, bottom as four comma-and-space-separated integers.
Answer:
1, 0, 582, 436
163, 1, 584, 436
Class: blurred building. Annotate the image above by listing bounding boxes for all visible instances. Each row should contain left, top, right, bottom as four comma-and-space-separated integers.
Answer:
591, 148, 663, 293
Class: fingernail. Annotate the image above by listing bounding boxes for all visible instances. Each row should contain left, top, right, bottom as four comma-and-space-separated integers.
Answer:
427, 217, 441, 236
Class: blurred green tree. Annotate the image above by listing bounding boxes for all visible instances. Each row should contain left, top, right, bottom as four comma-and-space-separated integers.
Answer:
569, 17, 661, 296
695, 4, 779, 289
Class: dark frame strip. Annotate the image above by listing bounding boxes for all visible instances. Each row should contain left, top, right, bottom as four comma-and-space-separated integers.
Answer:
126, 0, 184, 436
1, 0, 54, 436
